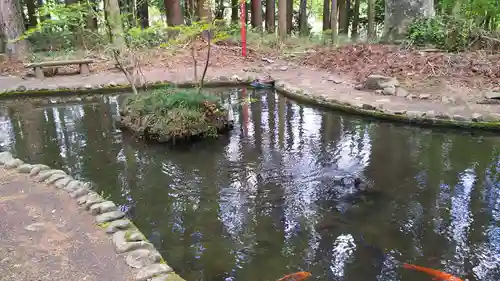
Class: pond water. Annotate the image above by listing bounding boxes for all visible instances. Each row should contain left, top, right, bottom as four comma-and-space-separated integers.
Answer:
0, 89, 499, 281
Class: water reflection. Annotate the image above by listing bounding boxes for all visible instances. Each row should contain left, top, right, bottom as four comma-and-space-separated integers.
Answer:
0, 89, 499, 281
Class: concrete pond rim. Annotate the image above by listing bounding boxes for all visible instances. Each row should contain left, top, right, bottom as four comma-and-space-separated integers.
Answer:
1, 78, 500, 132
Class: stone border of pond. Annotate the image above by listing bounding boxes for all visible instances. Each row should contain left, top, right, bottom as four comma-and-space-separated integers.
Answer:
2, 73, 500, 131
0, 151, 185, 281
0, 79, 251, 99
275, 81, 500, 132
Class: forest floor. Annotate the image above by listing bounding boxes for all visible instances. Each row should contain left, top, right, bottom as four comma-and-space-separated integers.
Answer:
0, 167, 134, 281
1, 41, 500, 118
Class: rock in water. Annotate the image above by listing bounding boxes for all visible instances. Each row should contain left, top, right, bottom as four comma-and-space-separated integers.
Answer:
96, 210, 126, 223
0, 151, 13, 164
113, 230, 155, 254
135, 264, 173, 281
17, 164, 33, 173
106, 219, 132, 234
5, 158, 23, 169
125, 249, 162, 269
91, 201, 117, 215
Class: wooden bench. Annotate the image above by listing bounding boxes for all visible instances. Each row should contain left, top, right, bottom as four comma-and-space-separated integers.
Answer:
25, 59, 94, 79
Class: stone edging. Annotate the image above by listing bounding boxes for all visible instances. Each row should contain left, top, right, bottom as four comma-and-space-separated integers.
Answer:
0, 151, 185, 281
2, 75, 500, 131
275, 81, 500, 131
0, 78, 252, 99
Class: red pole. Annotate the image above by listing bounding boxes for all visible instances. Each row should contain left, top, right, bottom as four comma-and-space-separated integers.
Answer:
240, 0, 247, 57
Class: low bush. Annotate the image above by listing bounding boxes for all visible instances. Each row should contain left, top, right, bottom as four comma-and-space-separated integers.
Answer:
120, 88, 231, 142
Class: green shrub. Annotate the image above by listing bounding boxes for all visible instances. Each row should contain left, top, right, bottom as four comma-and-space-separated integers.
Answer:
121, 88, 229, 141
406, 16, 487, 52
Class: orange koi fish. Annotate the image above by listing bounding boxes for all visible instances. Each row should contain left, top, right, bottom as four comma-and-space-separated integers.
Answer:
276, 271, 312, 281
403, 263, 464, 281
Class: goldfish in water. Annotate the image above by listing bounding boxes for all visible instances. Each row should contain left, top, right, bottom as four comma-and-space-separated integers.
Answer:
403, 263, 464, 281
276, 271, 312, 281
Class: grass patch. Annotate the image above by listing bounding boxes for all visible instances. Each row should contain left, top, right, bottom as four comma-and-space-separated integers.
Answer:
120, 87, 233, 143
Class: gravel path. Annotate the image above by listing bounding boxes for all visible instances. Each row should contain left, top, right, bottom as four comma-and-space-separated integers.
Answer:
0, 167, 134, 281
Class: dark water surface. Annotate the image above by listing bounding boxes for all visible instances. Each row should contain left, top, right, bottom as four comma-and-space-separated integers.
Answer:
0, 89, 499, 281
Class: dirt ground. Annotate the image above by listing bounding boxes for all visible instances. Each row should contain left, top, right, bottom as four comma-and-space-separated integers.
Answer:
0, 168, 134, 281
1, 42, 499, 119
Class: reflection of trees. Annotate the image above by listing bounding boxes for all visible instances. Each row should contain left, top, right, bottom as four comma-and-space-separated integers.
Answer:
4, 93, 500, 281
8, 104, 44, 162
80, 100, 121, 199
42, 108, 64, 168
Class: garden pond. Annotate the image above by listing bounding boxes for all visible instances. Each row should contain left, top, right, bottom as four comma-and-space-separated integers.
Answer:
0, 88, 499, 281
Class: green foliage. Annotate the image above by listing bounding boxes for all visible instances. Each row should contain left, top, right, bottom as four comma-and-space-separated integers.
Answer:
17, 2, 104, 52
126, 22, 173, 48
406, 15, 499, 52
407, 17, 448, 47
122, 87, 228, 141
160, 20, 230, 49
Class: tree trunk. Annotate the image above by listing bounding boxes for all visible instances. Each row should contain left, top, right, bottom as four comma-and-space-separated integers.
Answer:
298, 0, 307, 36
337, 0, 346, 34
231, 0, 238, 24
278, 0, 286, 40
286, 0, 292, 34
184, 0, 194, 23
104, 0, 125, 47
128, 0, 135, 28
351, 0, 359, 39
0, 0, 28, 58
136, 0, 149, 28
322, 0, 330, 30
265, 0, 275, 33
197, 0, 211, 22
165, 0, 183, 25
329, 0, 337, 44
26, 0, 37, 27
215, 0, 224, 19
251, 0, 263, 31
367, 0, 374, 41
383, 0, 434, 42
86, 0, 98, 31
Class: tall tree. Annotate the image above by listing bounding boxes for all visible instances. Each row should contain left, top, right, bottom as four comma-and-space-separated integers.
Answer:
136, 0, 149, 28
231, 0, 238, 24
298, 0, 308, 36
351, 0, 360, 39
165, 0, 183, 25
329, 0, 338, 44
286, 0, 292, 33
278, 0, 287, 39
265, 0, 275, 33
338, 0, 347, 34
86, 0, 98, 31
383, 0, 434, 41
0, 0, 28, 58
25, 0, 37, 27
322, 0, 330, 30
104, 0, 125, 47
367, 0, 375, 40
197, 0, 212, 21
250, 0, 263, 31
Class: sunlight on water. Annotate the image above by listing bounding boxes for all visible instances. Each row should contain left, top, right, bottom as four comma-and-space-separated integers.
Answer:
0, 88, 499, 281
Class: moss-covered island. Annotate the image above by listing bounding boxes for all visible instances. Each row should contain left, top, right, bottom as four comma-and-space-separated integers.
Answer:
117, 88, 234, 143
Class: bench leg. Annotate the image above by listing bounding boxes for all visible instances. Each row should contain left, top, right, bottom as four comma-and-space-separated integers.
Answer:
80, 63, 90, 76
34, 67, 44, 79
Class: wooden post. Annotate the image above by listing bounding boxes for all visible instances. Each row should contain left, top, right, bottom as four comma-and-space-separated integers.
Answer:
80, 63, 90, 76
34, 67, 44, 79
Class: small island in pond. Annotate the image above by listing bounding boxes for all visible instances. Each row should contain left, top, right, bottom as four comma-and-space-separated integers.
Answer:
116, 88, 234, 143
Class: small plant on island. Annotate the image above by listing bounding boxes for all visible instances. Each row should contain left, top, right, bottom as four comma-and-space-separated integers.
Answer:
117, 87, 234, 144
